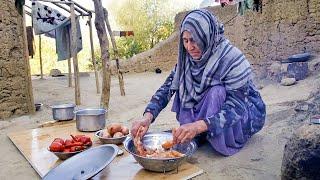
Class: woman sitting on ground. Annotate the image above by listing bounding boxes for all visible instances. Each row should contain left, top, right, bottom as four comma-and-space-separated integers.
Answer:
131, 9, 266, 156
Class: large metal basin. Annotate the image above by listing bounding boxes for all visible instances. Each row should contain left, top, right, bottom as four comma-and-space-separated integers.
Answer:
75, 109, 107, 132
51, 104, 75, 121
123, 132, 197, 172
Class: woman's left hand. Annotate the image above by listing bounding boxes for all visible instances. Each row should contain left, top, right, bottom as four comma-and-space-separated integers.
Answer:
173, 123, 198, 144
173, 120, 208, 144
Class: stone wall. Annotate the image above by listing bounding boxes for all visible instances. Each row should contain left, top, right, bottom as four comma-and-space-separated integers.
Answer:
114, 0, 320, 79
0, 1, 34, 119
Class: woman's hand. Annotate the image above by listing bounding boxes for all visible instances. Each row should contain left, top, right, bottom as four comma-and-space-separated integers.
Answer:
173, 120, 208, 144
131, 112, 153, 138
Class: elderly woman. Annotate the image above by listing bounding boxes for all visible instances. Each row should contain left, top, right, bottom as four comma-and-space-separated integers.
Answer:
131, 9, 266, 156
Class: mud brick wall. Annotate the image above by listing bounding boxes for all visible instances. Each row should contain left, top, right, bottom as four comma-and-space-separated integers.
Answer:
0, 1, 34, 119
115, 0, 320, 78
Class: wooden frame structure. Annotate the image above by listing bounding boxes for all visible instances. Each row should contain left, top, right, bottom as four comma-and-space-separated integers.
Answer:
23, 0, 126, 107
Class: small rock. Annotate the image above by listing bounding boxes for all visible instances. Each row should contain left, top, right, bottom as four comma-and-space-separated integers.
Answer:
49, 69, 62, 77
281, 78, 296, 86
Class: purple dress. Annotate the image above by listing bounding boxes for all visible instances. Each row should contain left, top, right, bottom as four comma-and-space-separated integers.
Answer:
145, 70, 266, 156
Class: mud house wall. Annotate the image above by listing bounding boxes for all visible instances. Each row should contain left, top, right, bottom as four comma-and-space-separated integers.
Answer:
0, 0, 34, 119
114, 0, 320, 77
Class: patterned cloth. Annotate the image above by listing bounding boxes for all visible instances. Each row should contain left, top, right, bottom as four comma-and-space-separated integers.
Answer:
144, 9, 266, 156
32, 2, 82, 61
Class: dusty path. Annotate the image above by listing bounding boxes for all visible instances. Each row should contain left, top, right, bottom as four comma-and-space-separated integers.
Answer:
1, 71, 319, 180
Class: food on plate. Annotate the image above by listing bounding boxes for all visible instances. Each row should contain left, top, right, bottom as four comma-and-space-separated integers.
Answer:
48, 134, 92, 153
102, 123, 129, 138
102, 129, 112, 138
161, 140, 174, 150
107, 123, 123, 136
113, 132, 124, 138
133, 126, 184, 158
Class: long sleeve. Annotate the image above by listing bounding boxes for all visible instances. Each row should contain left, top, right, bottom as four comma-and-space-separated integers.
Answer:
204, 81, 266, 138
144, 69, 176, 122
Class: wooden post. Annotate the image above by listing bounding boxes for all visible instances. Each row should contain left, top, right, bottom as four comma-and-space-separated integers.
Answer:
88, 15, 100, 94
39, 35, 43, 79
22, 8, 35, 113
68, 58, 72, 87
70, 3, 81, 105
103, 8, 125, 96
67, 36, 72, 87
92, 0, 111, 109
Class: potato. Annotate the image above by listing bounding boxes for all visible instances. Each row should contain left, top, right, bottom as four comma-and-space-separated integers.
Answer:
113, 132, 124, 138
107, 123, 122, 136
102, 129, 111, 138
121, 126, 129, 135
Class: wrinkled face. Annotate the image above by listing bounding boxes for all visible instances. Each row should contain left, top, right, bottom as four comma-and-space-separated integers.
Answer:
182, 31, 202, 60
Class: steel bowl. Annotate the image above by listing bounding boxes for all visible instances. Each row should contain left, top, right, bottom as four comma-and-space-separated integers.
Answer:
75, 109, 107, 132
123, 132, 197, 172
95, 129, 129, 145
51, 103, 76, 121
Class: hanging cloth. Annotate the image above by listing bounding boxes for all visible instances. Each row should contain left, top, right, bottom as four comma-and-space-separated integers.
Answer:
31, 2, 82, 61
26, 26, 36, 58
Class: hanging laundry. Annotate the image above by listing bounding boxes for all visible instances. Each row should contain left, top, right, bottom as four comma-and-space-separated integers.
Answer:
238, 0, 253, 15
31, 2, 82, 61
253, 0, 263, 13
55, 17, 82, 61
26, 26, 36, 58
15, 0, 25, 15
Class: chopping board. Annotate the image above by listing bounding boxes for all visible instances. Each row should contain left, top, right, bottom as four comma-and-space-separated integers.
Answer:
7, 122, 203, 179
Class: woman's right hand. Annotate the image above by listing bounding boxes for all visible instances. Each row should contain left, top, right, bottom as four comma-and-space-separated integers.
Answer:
131, 112, 153, 138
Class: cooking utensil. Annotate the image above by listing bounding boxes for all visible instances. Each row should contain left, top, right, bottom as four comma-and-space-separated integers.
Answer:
43, 144, 118, 180
95, 129, 128, 145
51, 104, 76, 121
35, 103, 43, 111
75, 109, 107, 132
123, 132, 197, 172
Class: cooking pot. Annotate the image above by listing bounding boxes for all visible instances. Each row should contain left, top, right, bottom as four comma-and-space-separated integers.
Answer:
51, 104, 76, 121
75, 108, 107, 132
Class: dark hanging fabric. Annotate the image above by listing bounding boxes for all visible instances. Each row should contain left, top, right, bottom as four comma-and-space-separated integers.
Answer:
26, 26, 36, 58
15, 0, 25, 15
253, 0, 263, 13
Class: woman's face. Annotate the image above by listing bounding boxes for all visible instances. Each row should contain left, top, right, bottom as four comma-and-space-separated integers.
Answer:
182, 31, 202, 60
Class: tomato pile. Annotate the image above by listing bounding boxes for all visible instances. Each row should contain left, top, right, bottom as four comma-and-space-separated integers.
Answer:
49, 135, 92, 153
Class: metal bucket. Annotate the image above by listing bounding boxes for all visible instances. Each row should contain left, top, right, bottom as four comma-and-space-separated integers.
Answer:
51, 104, 76, 121
75, 109, 107, 132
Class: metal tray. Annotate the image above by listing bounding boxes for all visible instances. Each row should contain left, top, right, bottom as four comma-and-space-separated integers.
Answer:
43, 144, 118, 180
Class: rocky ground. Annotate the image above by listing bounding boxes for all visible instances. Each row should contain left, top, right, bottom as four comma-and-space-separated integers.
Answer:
1, 63, 320, 179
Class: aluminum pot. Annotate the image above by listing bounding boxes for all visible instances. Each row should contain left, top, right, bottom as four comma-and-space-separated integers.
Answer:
75, 109, 107, 132
51, 104, 76, 121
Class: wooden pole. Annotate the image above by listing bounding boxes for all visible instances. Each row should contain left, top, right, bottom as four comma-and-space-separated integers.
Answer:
39, 35, 43, 79
103, 8, 125, 96
92, 0, 111, 109
22, 8, 35, 113
67, 34, 72, 87
88, 15, 100, 94
70, 3, 81, 105
68, 58, 72, 87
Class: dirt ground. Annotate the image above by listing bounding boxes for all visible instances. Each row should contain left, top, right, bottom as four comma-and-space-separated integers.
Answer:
1, 70, 320, 180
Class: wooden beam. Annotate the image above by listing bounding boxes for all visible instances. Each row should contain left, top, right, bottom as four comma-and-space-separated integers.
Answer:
70, 3, 81, 105
31, 0, 72, 4
92, 0, 111, 109
39, 35, 43, 79
103, 8, 125, 96
23, 8, 36, 114
88, 14, 100, 94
